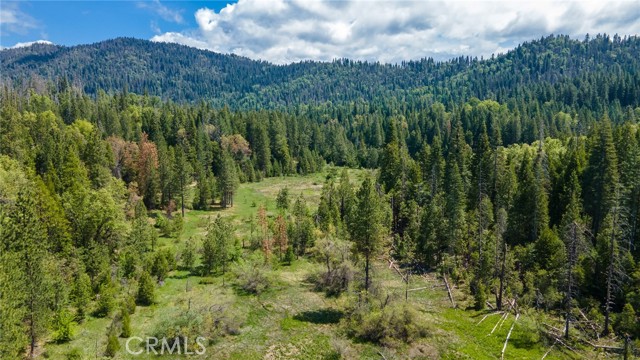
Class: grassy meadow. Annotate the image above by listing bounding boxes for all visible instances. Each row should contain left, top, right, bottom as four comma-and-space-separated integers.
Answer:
43, 167, 599, 360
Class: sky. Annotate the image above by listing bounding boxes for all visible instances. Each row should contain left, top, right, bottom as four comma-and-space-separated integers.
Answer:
1, 0, 639, 64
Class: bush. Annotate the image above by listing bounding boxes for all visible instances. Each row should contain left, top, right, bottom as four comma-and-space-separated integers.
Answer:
52, 309, 76, 343
344, 303, 428, 347
283, 245, 295, 265
124, 294, 137, 315
156, 214, 172, 237
172, 214, 184, 237
232, 254, 272, 295
121, 310, 132, 338
65, 348, 83, 360
104, 331, 120, 357
152, 308, 243, 350
313, 262, 354, 297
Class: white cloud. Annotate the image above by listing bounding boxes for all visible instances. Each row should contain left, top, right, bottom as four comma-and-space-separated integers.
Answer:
0, 2, 40, 36
151, 0, 640, 64
137, 0, 184, 24
8, 40, 54, 49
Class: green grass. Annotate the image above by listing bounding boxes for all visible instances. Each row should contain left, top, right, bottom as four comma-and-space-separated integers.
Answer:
44, 167, 593, 359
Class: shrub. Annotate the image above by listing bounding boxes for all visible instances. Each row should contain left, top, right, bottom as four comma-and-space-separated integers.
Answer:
65, 348, 83, 360
124, 294, 137, 314
344, 303, 428, 347
232, 254, 272, 295
121, 310, 132, 338
313, 262, 354, 297
283, 245, 295, 265
52, 309, 76, 343
156, 214, 172, 237
172, 214, 184, 237
104, 331, 120, 357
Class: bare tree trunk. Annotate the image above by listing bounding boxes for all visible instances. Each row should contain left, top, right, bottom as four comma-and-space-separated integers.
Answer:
497, 241, 507, 311
181, 176, 185, 217
564, 223, 577, 339
603, 206, 618, 336
365, 252, 370, 293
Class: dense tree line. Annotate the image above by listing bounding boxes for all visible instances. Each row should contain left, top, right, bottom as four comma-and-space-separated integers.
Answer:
1, 34, 640, 357
2, 35, 640, 110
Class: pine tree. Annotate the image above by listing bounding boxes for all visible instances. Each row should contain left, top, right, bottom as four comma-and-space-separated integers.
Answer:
181, 238, 196, 272
349, 176, 385, 293
584, 118, 620, 237
136, 271, 155, 306
104, 326, 120, 358
426, 136, 445, 197
337, 168, 355, 224
203, 216, 234, 276
274, 214, 288, 261
71, 270, 92, 321
560, 171, 589, 339
317, 179, 340, 233
444, 161, 466, 256
276, 187, 290, 212
2, 188, 54, 357
120, 306, 131, 338
218, 150, 239, 208
173, 145, 191, 217
0, 252, 27, 358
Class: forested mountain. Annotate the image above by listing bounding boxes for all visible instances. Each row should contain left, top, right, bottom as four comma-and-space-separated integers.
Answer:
1, 34, 640, 358
2, 34, 640, 109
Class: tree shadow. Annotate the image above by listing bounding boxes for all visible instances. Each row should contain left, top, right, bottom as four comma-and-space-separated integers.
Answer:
293, 308, 343, 324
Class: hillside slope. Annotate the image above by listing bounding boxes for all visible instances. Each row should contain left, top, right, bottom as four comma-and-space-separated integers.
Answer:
2, 34, 639, 109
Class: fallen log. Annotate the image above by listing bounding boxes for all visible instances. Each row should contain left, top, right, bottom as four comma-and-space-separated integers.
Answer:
541, 339, 557, 359
406, 286, 430, 292
443, 274, 456, 308
501, 313, 520, 359
476, 311, 503, 326
486, 301, 495, 310
489, 312, 509, 335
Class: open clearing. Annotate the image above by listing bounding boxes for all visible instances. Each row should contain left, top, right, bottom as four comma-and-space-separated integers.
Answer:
45, 168, 588, 359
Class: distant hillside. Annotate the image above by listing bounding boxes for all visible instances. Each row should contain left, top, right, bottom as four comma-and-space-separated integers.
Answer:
1, 34, 639, 109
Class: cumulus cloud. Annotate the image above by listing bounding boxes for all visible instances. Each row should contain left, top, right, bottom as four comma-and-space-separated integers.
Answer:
137, 0, 184, 24
151, 0, 640, 64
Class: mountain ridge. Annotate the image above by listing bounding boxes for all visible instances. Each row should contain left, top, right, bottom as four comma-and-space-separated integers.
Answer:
2, 34, 639, 109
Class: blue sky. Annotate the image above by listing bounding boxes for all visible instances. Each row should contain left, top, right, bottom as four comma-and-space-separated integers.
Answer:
2, 1, 639, 64
1, 1, 232, 47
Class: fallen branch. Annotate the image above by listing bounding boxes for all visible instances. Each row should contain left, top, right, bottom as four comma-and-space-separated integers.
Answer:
498, 311, 510, 329
585, 342, 623, 353
486, 301, 495, 310
541, 339, 557, 360
543, 332, 576, 352
476, 311, 504, 326
407, 286, 430, 292
501, 313, 520, 359
489, 312, 509, 335
443, 274, 455, 308
387, 259, 407, 282
578, 308, 600, 340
